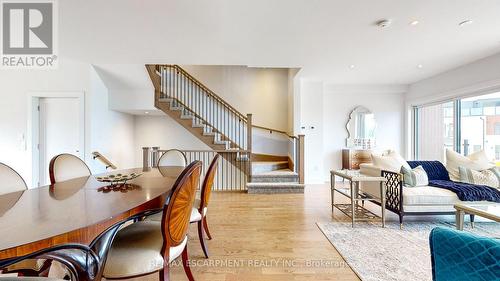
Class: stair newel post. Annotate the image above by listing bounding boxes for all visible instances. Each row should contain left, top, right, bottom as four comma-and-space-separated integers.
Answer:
142, 147, 151, 170
246, 113, 253, 181
298, 134, 305, 184
151, 147, 160, 168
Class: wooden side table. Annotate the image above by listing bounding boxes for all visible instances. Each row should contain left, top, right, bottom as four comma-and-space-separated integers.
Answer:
330, 170, 387, 227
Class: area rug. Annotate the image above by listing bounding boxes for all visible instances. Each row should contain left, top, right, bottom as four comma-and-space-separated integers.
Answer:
316, 221, 500, 281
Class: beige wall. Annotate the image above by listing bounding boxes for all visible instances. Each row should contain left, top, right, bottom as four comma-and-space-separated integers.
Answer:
180, 65, 290, 132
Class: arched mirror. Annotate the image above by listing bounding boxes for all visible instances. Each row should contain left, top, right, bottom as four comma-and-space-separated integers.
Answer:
346, 106, 376, 148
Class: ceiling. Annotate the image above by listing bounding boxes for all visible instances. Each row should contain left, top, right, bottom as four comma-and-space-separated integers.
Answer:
60, 0, 500, 84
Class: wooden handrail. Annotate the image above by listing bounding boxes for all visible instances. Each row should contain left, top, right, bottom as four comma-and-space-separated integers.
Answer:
252, 124, 297, 139
157, 64, 248, 121
158, 149, 250, 153
92, 152, 117, 170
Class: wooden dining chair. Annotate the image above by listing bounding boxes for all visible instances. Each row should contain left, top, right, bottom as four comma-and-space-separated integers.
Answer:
157, 149, 187, 167
49, 154, 91, 184
46, 154, 91, 277
102, 161, 202, 281
0, 163, 27, 196
191, 154, 219, 258
0, 163, 50, 276
0, 220, 123, 281
147, 154, 220, 258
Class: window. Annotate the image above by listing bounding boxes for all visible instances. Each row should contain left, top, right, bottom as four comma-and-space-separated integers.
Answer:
461, 92, 500, 162
414, 92, 500, 165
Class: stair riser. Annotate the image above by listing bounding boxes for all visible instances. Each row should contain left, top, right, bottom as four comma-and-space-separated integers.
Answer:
247, 188, 304, 194
252, 162, 289, 174
250, 176, 299, 183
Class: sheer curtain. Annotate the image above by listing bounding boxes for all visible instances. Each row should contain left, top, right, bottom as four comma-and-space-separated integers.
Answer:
416, 102, 454, 162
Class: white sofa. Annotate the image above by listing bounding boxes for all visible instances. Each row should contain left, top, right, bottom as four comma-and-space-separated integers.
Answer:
359, 163, 482, 226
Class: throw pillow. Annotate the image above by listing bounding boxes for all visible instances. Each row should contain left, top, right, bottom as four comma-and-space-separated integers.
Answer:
401, 165, 429, 187
371, 151, 410, 172
445, 149, 493, 181
386, 150, 412, 170
459, 166, 500, 189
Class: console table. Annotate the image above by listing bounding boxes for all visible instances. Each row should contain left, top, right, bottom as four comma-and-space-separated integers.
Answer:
330, 170, 387, 227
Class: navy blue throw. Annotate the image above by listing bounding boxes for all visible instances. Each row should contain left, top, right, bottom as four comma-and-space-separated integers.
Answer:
406, 160, 500, 202
407, 161, 450, 181
428, 180, 500, 202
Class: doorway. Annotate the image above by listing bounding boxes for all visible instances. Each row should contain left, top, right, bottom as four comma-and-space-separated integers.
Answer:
31, 94, 85, 187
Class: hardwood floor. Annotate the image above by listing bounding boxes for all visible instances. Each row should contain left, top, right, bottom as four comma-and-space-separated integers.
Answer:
128, 183, 363, 281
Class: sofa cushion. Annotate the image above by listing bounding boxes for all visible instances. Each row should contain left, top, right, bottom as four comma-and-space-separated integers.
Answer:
402, 185, 460, 206
401, 165, 429, 187
371, 151, 410, 172
407, 161, 450, 181
445, 149, 493, 181
459, 166, 500, 189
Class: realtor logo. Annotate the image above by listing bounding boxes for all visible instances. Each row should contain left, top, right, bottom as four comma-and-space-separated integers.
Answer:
1, 0, 58, 69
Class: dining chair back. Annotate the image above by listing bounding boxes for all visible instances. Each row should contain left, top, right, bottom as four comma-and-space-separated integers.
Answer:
157, 149, 187, 167
161, 161, 201, 250
49, 154, 91, 184
199, 154, 220, 212
0, 163, 27, 196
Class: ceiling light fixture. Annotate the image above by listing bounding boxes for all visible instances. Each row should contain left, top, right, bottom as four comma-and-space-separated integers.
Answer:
349, 65, 355, 69
459, 19, 473, 26
145, 111, 149, 114
375, 19, 392, 28
410, 20, 419, 26
417, 64, 423, 69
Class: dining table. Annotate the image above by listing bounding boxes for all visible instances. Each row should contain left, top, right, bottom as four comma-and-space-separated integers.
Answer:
0, 166, 184, 263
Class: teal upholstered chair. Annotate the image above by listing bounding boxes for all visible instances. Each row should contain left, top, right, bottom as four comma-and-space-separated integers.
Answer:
429, 227, 500, 281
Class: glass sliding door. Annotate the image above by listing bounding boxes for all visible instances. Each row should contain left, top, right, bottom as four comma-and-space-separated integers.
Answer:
415, 101, 455, 162
460, 92, 500, 165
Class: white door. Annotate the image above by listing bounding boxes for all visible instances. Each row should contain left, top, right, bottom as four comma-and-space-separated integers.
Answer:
39, 97, 83, 185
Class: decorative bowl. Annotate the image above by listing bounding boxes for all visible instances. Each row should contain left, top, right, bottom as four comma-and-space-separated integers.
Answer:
96, 172, 141, 185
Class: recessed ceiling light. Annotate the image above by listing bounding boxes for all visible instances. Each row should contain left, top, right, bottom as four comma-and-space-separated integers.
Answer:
417, 64, 423, 69
459, 20, 473, 26
410, 20, 419, 26
145, 111, 149, 114
375, 19, 392, 28
349, 65, 355, 69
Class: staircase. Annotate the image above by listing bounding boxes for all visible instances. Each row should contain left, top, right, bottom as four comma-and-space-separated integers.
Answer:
248, 161, 304, 194
146, 64, 304, 193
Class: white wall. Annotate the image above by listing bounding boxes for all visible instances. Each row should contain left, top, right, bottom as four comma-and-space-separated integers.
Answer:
180, 65, 291, 132
133, 115, 210, 167
89, 67, 136, 174
300, 82, 406, 183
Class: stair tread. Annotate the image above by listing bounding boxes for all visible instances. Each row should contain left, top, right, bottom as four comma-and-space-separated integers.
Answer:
252, 161, 289, 165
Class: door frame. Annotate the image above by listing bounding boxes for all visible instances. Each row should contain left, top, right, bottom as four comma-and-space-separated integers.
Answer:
27, 92, 85, 188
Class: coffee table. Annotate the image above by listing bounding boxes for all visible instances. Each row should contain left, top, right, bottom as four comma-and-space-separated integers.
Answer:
454, 202, 500, 230
330, 170, 387, 227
